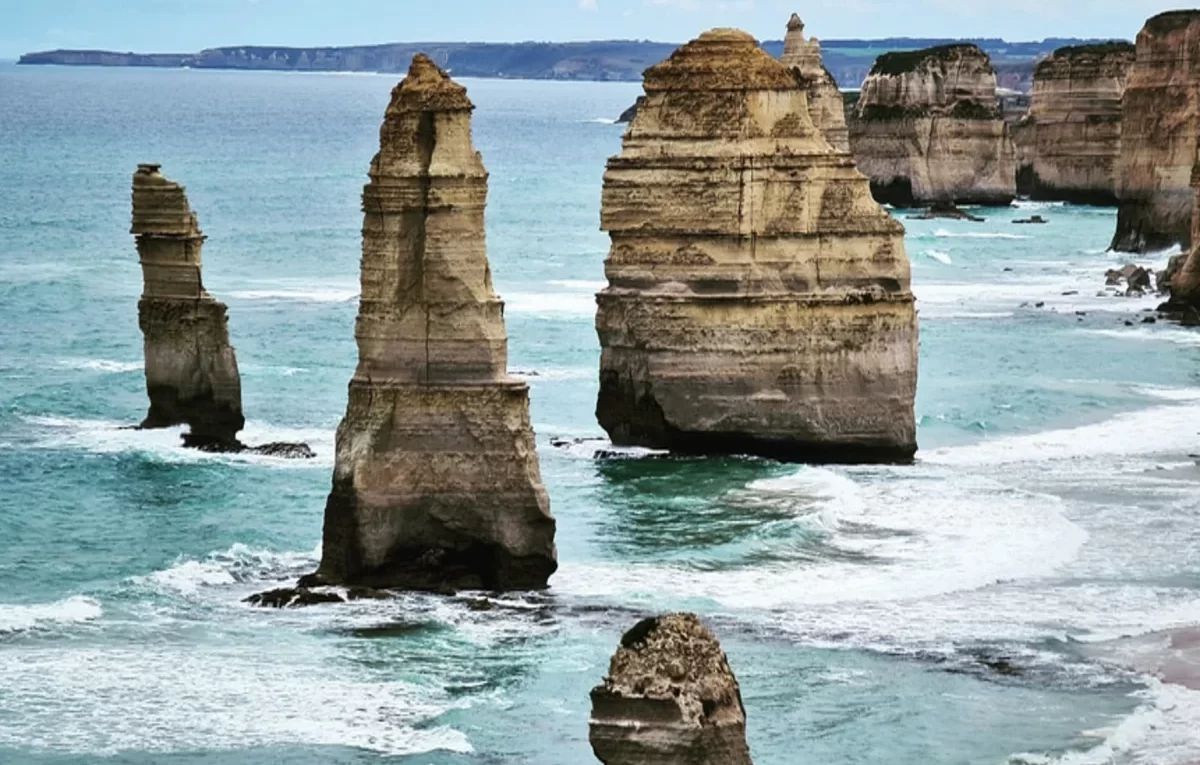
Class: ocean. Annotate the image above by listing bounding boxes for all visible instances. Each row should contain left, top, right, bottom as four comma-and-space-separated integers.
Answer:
1, 61, 1199, 764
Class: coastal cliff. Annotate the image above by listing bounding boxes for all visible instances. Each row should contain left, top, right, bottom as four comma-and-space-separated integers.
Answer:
1166, 154, 1200, 312
850, 44, 1016, 207
1111, 11, 1200, 253
1017, 43, 1135, 205
131, 164, 244, 448
589, 614, 754, 765
306, 55, 556, 592
781, 13, 850, 153
596, 28, 918, 464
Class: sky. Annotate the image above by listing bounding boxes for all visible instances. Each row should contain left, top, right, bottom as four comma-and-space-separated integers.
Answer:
0, 0, 1188, 59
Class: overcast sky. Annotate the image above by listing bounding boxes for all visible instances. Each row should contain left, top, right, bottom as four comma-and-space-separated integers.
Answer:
0, 0, 1187, 59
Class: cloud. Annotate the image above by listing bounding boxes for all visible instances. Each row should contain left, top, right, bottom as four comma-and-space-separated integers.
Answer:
578, 0, 598, 9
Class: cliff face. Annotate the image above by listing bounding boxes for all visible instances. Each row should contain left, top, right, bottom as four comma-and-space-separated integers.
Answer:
589, 614, 754, 765
1112, 11, 1200, 253
596, 29, 918, 464
131, 164, 244, 448
1167, 154, 1200, 308
850, 44, 1016, 206
781, 13, 850, 153
310, 55, 556, 592
1017, 43, 1134, 205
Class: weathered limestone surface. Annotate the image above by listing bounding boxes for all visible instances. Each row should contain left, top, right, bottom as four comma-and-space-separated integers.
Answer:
132, 164, 244, 448
596, 29, 918, 464
589, 614, 754, 765
1015, 43, 1134, 204
1166, 155, 1200, 312
1112, 11, 1200, 253
850, 44, 1016, 207
308, 55, 556, 592
781, 13, 850, 153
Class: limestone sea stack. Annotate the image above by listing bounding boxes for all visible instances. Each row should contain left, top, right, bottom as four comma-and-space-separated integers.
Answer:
850, 44, 1016, 207
1016, 43, 1135, 205
1166, 155, 1200, 311
131, 164, 244, 448
306, 55, 556, 591
596, 29, 918, 464
589, 614, 754, 765
1112, 11, 1200, 253
780, 12, 850, 153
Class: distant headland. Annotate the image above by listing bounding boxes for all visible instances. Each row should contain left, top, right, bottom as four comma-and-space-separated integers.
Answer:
18, 36, 1118, 91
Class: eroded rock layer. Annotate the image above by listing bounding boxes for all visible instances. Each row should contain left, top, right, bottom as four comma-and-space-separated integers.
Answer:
1112, 11, 1200, 253
1018, 43, 1135, 205
1166, 154, 1200, 311
850, 44, 1015, 207
132, 164, 244, 447
310, 55, 556, 591
597, 29, 918, 464
589, 614, 754, 765
781, 12, 850, 153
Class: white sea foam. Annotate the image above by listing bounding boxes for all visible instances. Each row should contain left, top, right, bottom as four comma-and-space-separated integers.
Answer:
511, 367, 593, 382
228, 288, 359, 303
0, 596, 102, 634
22, 416, 334, 468
55, 359, 142, 374
132, 543, 321, 596
923, 310, 1015, 320
0, 644, 472, 757
932, 228, 1030, 240
1081, 328, 1200, 348
921, 249, 953, 265
547, 279, 607, 290
581, 117, 618, 125
502, 292, 595, 317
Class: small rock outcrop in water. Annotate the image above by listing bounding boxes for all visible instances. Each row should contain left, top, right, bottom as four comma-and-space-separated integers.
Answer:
616, 96, 645, 124
1112, 11, 1200, 253
907, 201, 985, 222
780, 12, 850, 153
589, 614, 753, 765
850, 44, 1016, 207
1015, 43, 1135, 205
304, 55, 556, 592
132, 164, 244, 449
596, 29, 918, 464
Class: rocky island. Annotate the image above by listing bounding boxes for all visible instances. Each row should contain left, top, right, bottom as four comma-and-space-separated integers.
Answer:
302, 54, 557, 592
850, 44, 1016, 207
781, 13, 850, 153
590, 614, 754, 765
596, 28, 918, 463
131, 163, 244, 449
1015, 42, 1135, 205
1111, 10, 1200, 253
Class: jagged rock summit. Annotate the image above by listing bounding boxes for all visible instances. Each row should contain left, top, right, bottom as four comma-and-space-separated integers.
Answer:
596, 28, 918, 464
850, 44, 1016, 207
781, 12, 850, 153
1112, 11, 1200, 253
131, 163, 244, 449
1015, 43, 1135, 205
304, 54, 556, 592
589, 614, 754, 765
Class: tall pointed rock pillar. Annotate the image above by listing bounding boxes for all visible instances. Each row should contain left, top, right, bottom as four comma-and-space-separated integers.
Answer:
596, 30, 918, 464
131, 163, 244, 448
781, 12, 851, 153
310, 55, 556, 592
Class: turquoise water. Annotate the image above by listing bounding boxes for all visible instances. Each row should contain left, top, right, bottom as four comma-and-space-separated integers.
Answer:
2, 62, 1200, 764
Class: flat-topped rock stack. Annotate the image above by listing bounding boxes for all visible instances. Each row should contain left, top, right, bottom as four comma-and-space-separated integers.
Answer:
131, 164, 244, 449
305, 54, 556, 592
596, 29, 918, 464
850, 44, 1016, 207
1016, 43, 1135, 205
589, 614, 754, 765
781, 12, 850, 153
1112, 11, 1200, 253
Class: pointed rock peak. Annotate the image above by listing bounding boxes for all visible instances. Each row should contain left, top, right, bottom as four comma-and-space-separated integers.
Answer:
390, 53, 473, 113
787, 12, 804, 33
643, 27, 797, 93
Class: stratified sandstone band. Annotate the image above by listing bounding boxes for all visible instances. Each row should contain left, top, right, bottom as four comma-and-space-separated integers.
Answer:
1112, 11, 1200, 253
309, 54, 556, 591
589, 614, 754, 765
596, 29, 918, 464
850, 44, 1015, 207
1015, 43, 1134, 205
131, 163, 244, 448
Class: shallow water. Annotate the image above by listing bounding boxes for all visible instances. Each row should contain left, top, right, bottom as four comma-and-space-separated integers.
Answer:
2, 62, 1199, 764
